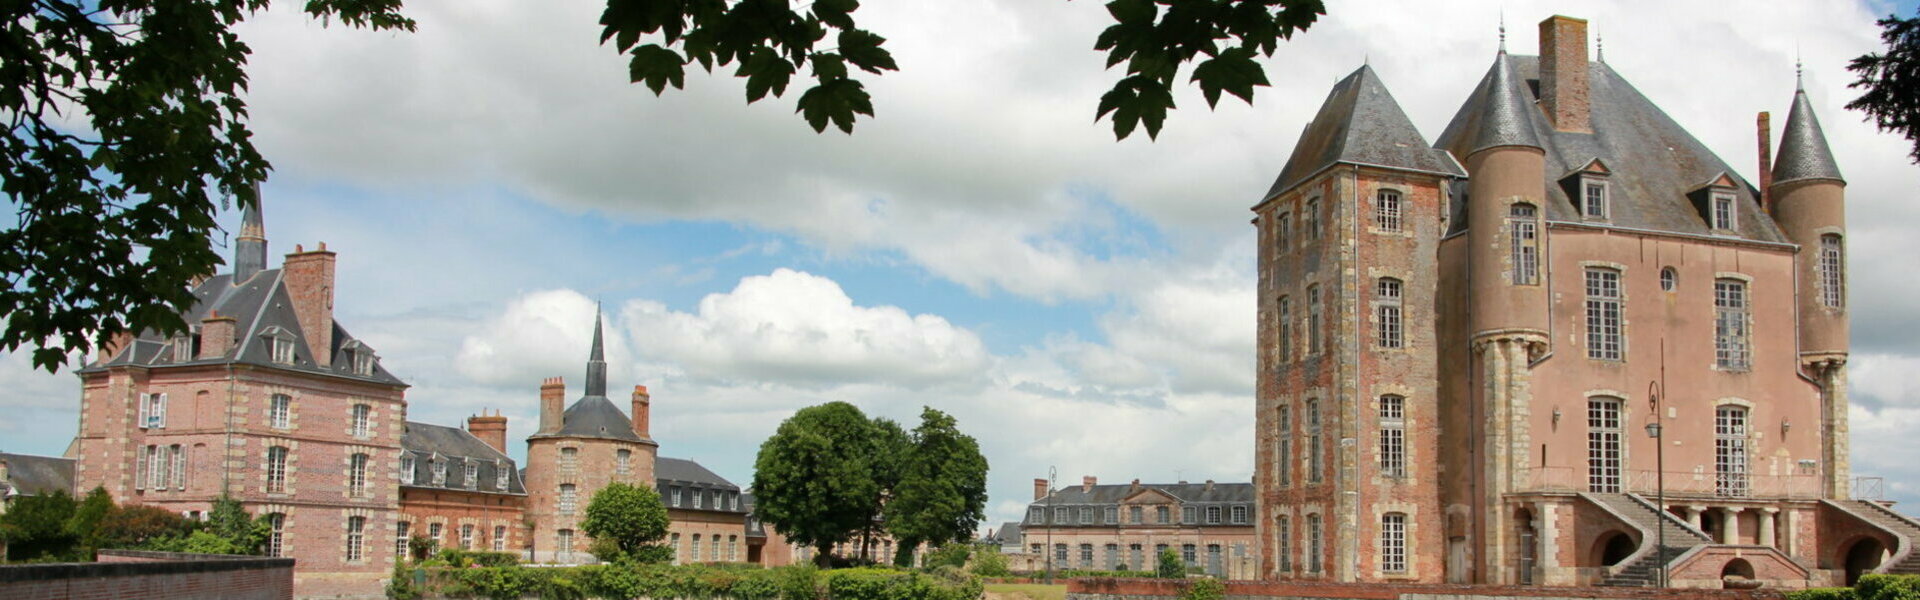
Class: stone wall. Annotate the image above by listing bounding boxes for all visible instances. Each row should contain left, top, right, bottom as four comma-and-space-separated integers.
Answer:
1066, 577, 1789, 600
0, 550, 294, 600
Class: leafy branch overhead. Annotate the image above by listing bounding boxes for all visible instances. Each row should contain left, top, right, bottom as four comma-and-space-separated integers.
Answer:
1848, 8, 1920, 164
599, 0, 1325, 138
598, 0, 899, 134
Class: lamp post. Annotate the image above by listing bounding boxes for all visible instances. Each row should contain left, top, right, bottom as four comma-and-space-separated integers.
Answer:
1646, 379, 1668, 588
1046, 466, 1056, 585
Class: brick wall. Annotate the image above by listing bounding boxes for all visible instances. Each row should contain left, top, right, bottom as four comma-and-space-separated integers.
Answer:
1066, 577, 1789, 600
0, 550, 294, 600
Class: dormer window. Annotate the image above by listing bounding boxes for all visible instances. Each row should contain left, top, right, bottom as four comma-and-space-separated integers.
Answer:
400, 455, 416, 485
344, 340, 376, 376
463, 461, 478, 490
1581, 176, 1609, 219
261, 327, 295, 365
495, 460, 510, 489
431, 455, 447, 486
1712, 192, 1738, 230
172, 328, 197, 362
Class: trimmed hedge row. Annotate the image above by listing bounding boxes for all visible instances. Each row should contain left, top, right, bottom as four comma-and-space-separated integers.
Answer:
410, 563, 982, 600
1786, 575, 1920, 600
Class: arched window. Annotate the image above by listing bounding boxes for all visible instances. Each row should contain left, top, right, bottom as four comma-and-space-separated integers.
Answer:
1376, 278, 1404, 348
350, 404, 371, 438
266, 513, 286, 557
1586, 397, 1623, 493
1509, 204, 1539, 285
1716, 406, 1750, 497
616, 449, 632, 474
1375, 190, 1403, 232
1378, 396, 1406, 478
558, 529, 575, 562
346, 516, 366, 562
1819, 234, 1845, 308
395, 521, 409, 559
1380, 513, 1408, 573
1714, 279, 1750, 369
268, 394, 291, 429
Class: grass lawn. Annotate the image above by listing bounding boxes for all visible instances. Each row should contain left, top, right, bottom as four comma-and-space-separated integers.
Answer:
984, 583, 1068, 600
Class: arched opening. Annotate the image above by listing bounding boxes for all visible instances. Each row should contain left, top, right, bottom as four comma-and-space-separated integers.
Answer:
1844, 538, 1886, 586
1721, 558, 1755, 588
1591, 530, 1636, 567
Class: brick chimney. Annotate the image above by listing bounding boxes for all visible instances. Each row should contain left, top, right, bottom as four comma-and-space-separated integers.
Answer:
539, 377, 566, 434
1758, 111, 1774, 211
1081, 476, 1097, 492
1130, 479, 1142, 493
468, 410, 509, 455
1204, 480, 1215, 492
1538, 16, 1591, 133
198, 311, 237, 360
1033, 478, 1050, 500
631, 385, 651, 439
281, 242, 337, 366
95, 331, 133, 363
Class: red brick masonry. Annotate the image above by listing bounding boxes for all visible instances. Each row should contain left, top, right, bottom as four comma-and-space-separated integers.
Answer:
1066, 577, 1788, 600
0, 550, 295, 600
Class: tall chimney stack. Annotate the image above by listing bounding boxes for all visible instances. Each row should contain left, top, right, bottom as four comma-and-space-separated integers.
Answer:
282, 242, 337, 366
1081, 476, 1097, 492
1033, 478, 1050, 501
539, 377, 565, 434
468, 411, 509, 455
1538, 16, 1592, 133
631, 385, 652, 439
1758, 111, 1774, 211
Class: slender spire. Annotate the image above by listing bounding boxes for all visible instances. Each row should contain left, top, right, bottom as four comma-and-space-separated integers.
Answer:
1595, 30, 1604, 62
584, 304, 608, 397
1498, 11, 1507, 53
1773, 73, 1844, 185
233, 182, 267, 283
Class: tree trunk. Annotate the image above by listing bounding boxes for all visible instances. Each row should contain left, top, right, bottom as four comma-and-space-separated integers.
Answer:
814, 541, 836, 567
893, 538, 921, 567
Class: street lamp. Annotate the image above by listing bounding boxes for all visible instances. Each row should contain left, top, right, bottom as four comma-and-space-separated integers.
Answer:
1645, 380, 1667, 588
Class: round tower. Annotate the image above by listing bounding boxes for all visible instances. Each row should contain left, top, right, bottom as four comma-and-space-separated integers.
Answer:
1768, 81, 1848, 358
1465, 50, 1550, 342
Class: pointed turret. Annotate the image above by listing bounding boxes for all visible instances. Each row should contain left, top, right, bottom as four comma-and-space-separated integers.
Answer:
233, 185, 267, 283
1260, 64, 1462, 201
585, 304, 608, 398
1772, 85, 1845, 185
1468, 51, 1544, 154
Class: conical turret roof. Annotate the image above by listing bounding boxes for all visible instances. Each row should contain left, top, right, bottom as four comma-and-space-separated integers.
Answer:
1772, 85, 1844, 185
1262, 65, 1463, 201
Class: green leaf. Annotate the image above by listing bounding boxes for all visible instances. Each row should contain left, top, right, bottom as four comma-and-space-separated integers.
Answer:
627, 44, 687, 94
810, 52, 848, 80
1190, 46, 1268, 107
838, 29, 897, 74
741, 49, 797, 102
1106, 0, 1156, 26
812, 0, 859, 30
796, 78, 873, 133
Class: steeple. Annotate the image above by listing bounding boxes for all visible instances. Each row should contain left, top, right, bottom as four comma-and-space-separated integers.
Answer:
584, 304, 608, 397
1772, 82, 1845, 185
233, 184, 267, 283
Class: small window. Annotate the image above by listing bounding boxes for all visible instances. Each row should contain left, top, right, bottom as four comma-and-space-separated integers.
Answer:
400, 455, 416, 485
1104, 506, 1118, 524
1206, 506, 1222, 524
431, 457, 447, 485
1055, 506, 1070, 523
1819, 234, 1845, 308
142, 393, 167, 429
1374, 190, 1403, 232
673, 488, 684, 507
616, 449, 632, 474
495, 460, 510, 489
1182, 506, 1197, 524
350, 404, 371, 438
173, 330, 195, 362
1078, 506, 1093, 524
463, 461, 478, 490
269, 394, 291, 429
694, 489, 705, 509
560, 447, 578, 469
1231, 505, 1248, 524
353, 347, 375, 376
1582, 178, 1609, 219
493, 525, 507, 552
1712, 192, 1738, 230
559, 484, 577, 514
1660, 267, 1678, 292
1129, 505, 1144, 524
1156, 506, 1170, 524
271, 336, 295, 365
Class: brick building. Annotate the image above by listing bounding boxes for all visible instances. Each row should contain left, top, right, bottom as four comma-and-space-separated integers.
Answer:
395, 416, 527, 557
71, 202, 407, 597
1251, 15, 1917, 589
1010, 476, 1258, 579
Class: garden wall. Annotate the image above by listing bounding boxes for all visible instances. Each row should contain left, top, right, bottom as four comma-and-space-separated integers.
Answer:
0, 549, 294, 600
1066, 577, 1790, 600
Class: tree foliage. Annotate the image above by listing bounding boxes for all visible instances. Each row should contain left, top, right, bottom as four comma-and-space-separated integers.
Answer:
579, 481, 671, 563
884, 407, 989, 567
1155, 547, 1183, 578
1849, 8, 1920, 164
0, 0, 414, 373
0, 489, 79, 561
750, 401, 883, 564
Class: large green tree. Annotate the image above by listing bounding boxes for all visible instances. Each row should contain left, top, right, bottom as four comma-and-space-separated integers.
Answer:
750, 401, 882, 565
884, 407, 989, 567
1850, 7, 1920, 164
5, 0, 1326, 371
0, 489, 79, 561
579, 481, 671, 563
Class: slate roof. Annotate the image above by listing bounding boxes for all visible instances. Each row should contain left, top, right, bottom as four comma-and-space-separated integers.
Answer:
531, 308, 654, 444
0, 452, 75, 499
657, 457, 738, 489
989, 522, 1022, 545
399, 421, 525, 495
76, 268, 405, 385
1773, 84, 1845, 185
1039, 481, 1255, 505
1436, 55, 1791, 244
657, 456, 747, 515
1263, 64, 1465, 202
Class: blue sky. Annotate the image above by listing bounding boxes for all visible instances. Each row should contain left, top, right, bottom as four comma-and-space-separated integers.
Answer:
5, 0, 1920, 528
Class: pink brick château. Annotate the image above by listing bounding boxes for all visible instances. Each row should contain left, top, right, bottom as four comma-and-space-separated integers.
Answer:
1252, 15, 1908, 589
74, 201, 405, 598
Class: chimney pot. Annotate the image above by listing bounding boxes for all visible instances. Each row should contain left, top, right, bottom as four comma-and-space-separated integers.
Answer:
1082, 476, 1097, 492
538, 377, 566, 434
467, 413, 509, 455
631, 385, 652, 439
1538, 15, 1592, 133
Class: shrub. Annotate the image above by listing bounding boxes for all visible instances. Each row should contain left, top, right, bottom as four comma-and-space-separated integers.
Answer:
1858, 574, 1920, 600
924, 544, 970, 570
1155, 548, 1184, 579
779, 564, 822, 600
1057, 569, 1155, 579
968, 550, 1009, 577
1181, 578, 1224, 600
1787, 588, 1857, 600
385, 561, 421, 600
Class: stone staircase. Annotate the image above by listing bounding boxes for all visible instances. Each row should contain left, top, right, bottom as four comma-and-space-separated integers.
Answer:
1849, 500, 1920, 575
1582, 493, 1712, 587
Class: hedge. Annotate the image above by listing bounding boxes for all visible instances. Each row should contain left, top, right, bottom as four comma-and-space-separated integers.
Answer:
407, 562, 981, 600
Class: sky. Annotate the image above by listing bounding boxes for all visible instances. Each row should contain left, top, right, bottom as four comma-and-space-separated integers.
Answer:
5, 0, 1920, 530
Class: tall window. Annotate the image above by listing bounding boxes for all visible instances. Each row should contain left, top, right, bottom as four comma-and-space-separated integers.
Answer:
1080, 543, 1095, 567
346, 516, 366, 562
558, 529, 574, 562
1376, 278, 1403, 348
266, 446, 288, 493
691, 535, 702, 563
351, 404, 371, 438
463, 462, 478, 490
559, 484, 577, 514
1509, 204, 1539, 285
1582, 179, 1609, 219
1379, 395, 1406, 478
153, 445, 169, 491
1055, 543, 1068, 564
1276, 296, 1292, 363
1307, 400, 1323, 484
1375, 190, 1403, 232
1306, 199, 1321, 240
400, 455, 416, 485
1277, 212, 1292, 248
493, 526, 507, 552
1276, 515, 1292, 573
1276, 405, 1293, 487
269, 394, 291, 429
349, 453, 369, 497
1181, 544, 1196, 565
1585, 268, 1624, 360
429, 523, 443, 545
674, 534, 685, 564
1716, 406, 1750, 497
1587, 398, 1623, 493
141, 393, 167, 429
460, 524, 474, 550
1819, 234, 1845, 308
1714, 279, 1751, 369
172, 445, 186, 490
266, 513, 285, 557
395, 521, 410, 559
1306, 514, 1324, 573
1712, 192, 1737, 230
1380, 513, 1407, 573
431, 457, 446, 485
1307, 285, 1323, 354
616, 449, 632, 474
695, 490, 705, 509
496, 460, 510, 489
1130, 505, 1144, 524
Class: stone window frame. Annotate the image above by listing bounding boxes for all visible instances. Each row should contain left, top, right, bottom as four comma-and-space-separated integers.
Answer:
463, 460, 478, 490
1714, 399, 1754, 498
1817, 230, 1845, 309
1181, 505, 1197, 524
1582, 263, 1627, 361
267, 392, 293, 430
265, 512, 287, 558
1054, 506, 1070, 524
1027, 506, 1042, 524
1374, 277, 1405, 349
1206, 505, 1222, 525
1305, 196, 1322, 242
557, 528, 575, 562
1104, 506, 1118, 525
348, 451, 370, 498
1078, 506, 1094, 525
1711, 190, 1739, 231
1306, 398, 1323, 484
459, 523, 475, 550
1276, 294, 1292, 364
400, 454, 416, 485
616, 448, 632, 475
1275, 512, 1293, 574
1129, 505, 1144, 524
1372, 188, 1405, 233
1379, 512, 1408, 574
265, 444, 290, 494
1712, 273, 1754, 371
495, 459, 510, 490
1378, 394, 1407, 479
1508, 203, 1541, 286
345, 515, 367, 564
350, 403, 372, 439
261, 326, 297, 365
559, 483, 578, 514
394, 520, 410, 559
1580, 175, 1611, 221
493, 525, 508, 552
1585, 393, 1627, 493
1156, 505, 1171, 524
1307, 284, 1323, 355
1304, 510, 1325, 574
1275, 403, 1293, 488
